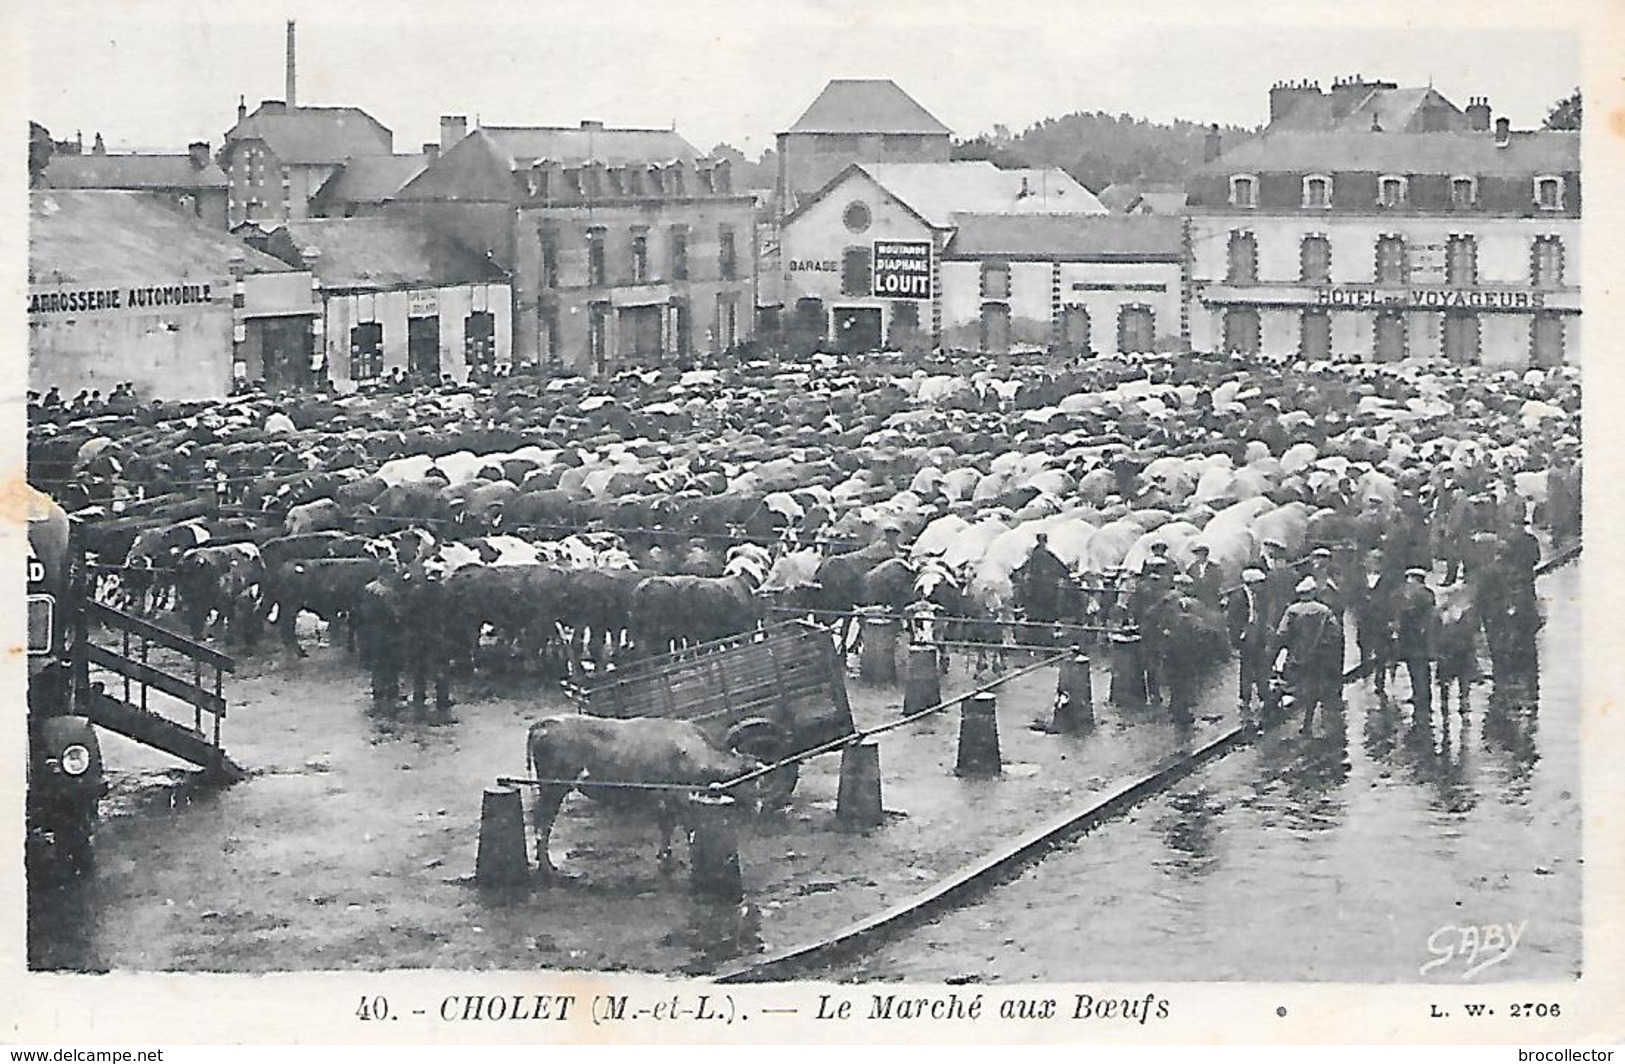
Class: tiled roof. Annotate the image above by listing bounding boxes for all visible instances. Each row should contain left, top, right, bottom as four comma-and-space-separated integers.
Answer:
854, 162, 1106, 227
785, 79, 951, 135
479, 126, 697, 167
1129, 190, 1188, 214
1198, 130, 1579, 177
45, 153, 227, 190
944, 213, 1183, 260
1269, 85, 1469, 133
29, 190, 293, 284
1097, 183, 1140, 212
310, 154, 429, 207
269, 217, 508, 290
223, 105, 393, 165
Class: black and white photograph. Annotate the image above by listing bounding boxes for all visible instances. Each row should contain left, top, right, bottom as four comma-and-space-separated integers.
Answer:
11, 0, 1621, 1044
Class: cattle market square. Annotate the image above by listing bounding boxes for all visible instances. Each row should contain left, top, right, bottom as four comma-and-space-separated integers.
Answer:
24, 27, 1582, 982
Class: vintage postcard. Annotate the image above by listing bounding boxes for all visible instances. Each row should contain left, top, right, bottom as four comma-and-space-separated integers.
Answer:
4, 0, 1622, 1046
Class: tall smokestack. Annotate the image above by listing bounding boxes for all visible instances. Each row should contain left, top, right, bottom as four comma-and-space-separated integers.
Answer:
285, 20, 297, 110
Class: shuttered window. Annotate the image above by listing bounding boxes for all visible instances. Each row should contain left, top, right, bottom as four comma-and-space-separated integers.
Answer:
842, 246, 873, 297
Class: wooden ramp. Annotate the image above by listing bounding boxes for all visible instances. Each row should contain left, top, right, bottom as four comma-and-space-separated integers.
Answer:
80, 600, 245, 783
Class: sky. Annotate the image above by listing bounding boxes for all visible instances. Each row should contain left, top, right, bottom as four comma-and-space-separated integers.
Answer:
22, 0, 1583, 158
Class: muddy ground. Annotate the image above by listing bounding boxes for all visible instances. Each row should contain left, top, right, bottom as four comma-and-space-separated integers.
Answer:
30, 627, 1239, 974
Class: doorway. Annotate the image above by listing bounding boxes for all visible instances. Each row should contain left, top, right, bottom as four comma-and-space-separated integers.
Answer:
408, 315, 441, 381
833, 306, 883, 354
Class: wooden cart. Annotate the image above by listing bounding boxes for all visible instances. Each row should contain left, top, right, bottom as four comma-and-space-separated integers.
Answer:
568, 621, 857, 798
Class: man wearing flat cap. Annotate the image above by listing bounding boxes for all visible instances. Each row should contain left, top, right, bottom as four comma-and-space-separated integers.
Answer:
1185, 542, 1224, 611
1393, 567, 1439, 720
1274, 576, 1343, 734
1227, 567, 1273, 714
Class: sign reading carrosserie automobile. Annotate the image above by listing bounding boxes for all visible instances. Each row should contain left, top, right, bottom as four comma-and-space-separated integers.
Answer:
28, 282, 217, 316
872, 240, 932, 300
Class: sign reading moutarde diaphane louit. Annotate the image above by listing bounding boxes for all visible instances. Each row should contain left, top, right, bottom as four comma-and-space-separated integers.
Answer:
872, 240, 932, 300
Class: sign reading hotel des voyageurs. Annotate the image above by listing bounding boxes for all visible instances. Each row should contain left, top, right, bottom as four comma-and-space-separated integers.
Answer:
872, 240, 933, 300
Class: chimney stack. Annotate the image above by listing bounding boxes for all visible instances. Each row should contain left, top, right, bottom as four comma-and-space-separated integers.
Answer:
1465, 96, 1492, 132
1203, 123, 1222, 162
285, 20, 297, 110
423, 143, 440, 160
440, 115, 468, 152
580, 119, 605, 131
189, 141, 210, 169
1494, 116, 1511, 146
238, 95, 247, 122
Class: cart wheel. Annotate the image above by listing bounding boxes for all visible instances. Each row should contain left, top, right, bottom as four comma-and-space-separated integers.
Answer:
725, 718, 799, 809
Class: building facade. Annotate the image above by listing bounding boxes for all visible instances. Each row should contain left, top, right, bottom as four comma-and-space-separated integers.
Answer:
778, 161, 1107, 353
263, 217, 513, 388
940, 214, 1185, 356
43, 141, 229, 228
1186, 124, 1580, 367
219, 99, 395, 229
775, 79, 953, 212
28, 191, 317, 399
389, 124, 755, 374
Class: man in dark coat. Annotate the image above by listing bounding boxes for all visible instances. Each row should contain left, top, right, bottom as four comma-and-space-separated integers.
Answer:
1185, 542, 1225, 611
1018, 531, 1070, 627
1354, 546, 1404, 693
1227, 567, 1272, 715
1275, 577, 1344, 734
1392, 567, 1439, 721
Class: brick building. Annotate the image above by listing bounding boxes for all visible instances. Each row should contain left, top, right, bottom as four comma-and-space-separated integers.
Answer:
388, 121, 755, 374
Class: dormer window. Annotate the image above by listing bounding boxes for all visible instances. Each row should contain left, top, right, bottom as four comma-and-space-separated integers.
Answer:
1229, 174, 1258, 209
1534, 175, 1565, 210
1377, 175, 1408, 208
1450, 176, 1478, 209
1302, 174, 1333, 209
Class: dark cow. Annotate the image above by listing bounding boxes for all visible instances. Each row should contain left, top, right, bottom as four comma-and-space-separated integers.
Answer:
260, 532, 377, 571
524, 715, 758, 881
628, 565, 762, 657
263, 557, 385, 656
174, 543, 265, 645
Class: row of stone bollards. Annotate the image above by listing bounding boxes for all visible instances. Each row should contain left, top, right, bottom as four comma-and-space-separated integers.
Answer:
473, 631, 1107, 903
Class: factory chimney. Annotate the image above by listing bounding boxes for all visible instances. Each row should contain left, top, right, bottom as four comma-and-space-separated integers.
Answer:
285, 20, 297, 110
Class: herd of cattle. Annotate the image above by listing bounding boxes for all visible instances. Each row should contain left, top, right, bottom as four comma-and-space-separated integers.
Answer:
28, 350, 1581, 717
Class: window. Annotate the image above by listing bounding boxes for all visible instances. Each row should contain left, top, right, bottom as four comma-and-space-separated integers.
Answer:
587, 228, 606, 287
1531, 313, 1565, 367
841, 246, 873, 297
349, 322, 384, 380
464, 311, 496, 373
631, 232, 649, 283
1302, 174, 1333, 209
1222, 308, 1260, 355
1450, 176, 1478, 209
719, 225, 738, 280
1227, 231, 1258, 284
1532, 236, 1564, 288
1377, 175, 1408, 208
539, 228, 559, 288
1117, 305, 1155, 354
843, 201, 872, 233
670, 226, 689, 281
1534, 175, 1565, 211
1375, 235, 1408, 285
1443, 313, 1480, 365
1229, 175, 1258, 209
1300, 310, 1332, 361
1374, 311, 1407, 362
1446, 235, 1478, 287
1300, 234, 1332, 284
981, 261, 1011, 300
